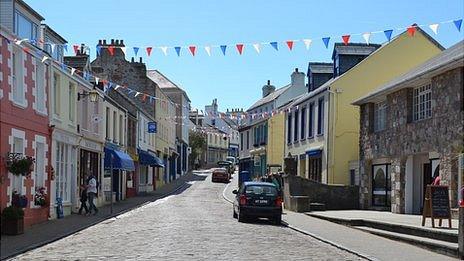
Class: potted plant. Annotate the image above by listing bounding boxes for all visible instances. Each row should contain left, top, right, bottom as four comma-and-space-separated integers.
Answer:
6, 153, 35, 176
1, 206, 24, 235
34, 187, 48, 207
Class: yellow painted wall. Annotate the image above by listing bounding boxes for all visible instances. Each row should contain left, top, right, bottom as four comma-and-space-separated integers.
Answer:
328, 30, 443, 184
50, 66, 78, 133
266, 113, 285, 167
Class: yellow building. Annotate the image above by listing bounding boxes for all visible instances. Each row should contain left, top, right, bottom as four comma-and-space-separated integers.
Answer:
286, 28, 444, 185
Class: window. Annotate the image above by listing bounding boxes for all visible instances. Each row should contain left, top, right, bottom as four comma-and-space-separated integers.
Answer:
34, 141, 45, 188
413, 84, 432, 121
113, 111, 117, 141
12, 49, 25, 105
293, 110, 299, 142
35, 61, 46, 113
287, 114, 292, 144
308, 103, 314, 138
93, 101, 99, 133
119, 115, 123, 145
372, 164, 391, 207
68, 83, 76, 122
105, 108, 110, 140
246, 131, 249, 149
14, 11, 38, 41
308, 155, 322, 182
317, 98, 324, 135
300, 107, 306, 140
56, 142, 74, 202
53, 73, 60, 116
374, 101, 387, 132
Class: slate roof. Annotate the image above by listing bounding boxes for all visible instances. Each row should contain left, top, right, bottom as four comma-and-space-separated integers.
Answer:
331, 43, 381, 59
247, 84, 290, 112
353, 40, 464, 105
308, 62, 333, 74
147, 70, 191, 102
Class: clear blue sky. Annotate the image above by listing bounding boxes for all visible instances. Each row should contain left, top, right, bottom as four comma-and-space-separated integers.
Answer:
27, 0, 463, 111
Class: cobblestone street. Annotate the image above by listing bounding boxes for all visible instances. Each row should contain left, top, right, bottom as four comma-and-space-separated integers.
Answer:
13, 171, 360, 260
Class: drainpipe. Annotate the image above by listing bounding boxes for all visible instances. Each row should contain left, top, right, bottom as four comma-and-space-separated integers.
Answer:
47, 124, 55, 219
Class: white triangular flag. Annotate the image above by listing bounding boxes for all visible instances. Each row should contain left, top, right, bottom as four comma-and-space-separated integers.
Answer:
303, 39, 312, 50
71, 68, 76, 75
95, 77, 99, 85
41, 56, 49, 63
120, 47, 127, 56
135, 91, 141, 97
252, 43, 261, 53
362, 32, 371, 45
114, 85, 121, 90
50, 43, 56, 54
15, 39, 28, 45
160, 46, 168, 56
429, 23, 439, 35
204, 46, 211, 56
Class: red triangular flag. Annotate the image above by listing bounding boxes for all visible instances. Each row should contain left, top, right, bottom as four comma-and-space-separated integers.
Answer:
108, 46, 115, 56
236, 44, 244, 55
286, 41, 294, 50
142, 94, 148, 102
73, 45, 79, 55
189, 46, 196, 56
342, 35, 350, 45
146, 47, 153, 56
407, 26, 416, 36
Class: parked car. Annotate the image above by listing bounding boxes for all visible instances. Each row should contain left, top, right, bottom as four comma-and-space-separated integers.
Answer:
212, 168, 230, 183
232, 182, 282, 225
217, 160, 234, 176
226, 156, 237, 167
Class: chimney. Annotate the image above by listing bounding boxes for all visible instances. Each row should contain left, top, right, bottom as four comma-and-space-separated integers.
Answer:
139, 57, 143, 63
262, 80, 276, 98
291, 68, 305, 88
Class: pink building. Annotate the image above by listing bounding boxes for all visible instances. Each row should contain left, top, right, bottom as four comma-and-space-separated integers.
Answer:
0, 25, 52, 227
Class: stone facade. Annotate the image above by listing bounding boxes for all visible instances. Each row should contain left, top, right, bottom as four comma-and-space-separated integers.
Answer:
359, 67, 464, 213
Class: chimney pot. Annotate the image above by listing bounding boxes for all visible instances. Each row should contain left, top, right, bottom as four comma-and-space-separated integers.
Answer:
115, 40, 120, 46
111, 39, 115, 45
120, 40, 124, 46
139, 57, 142, 63
131, 57, 135, 63
103, 40, 107, 45
267, 80, 270, 85
98, 40, 102, 45
295, 68, 298, 72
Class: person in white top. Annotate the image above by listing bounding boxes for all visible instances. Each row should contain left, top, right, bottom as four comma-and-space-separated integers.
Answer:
87, 174, 98, 215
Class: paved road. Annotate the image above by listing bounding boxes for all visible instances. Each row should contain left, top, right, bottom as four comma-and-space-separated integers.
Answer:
13, 170, 360, 260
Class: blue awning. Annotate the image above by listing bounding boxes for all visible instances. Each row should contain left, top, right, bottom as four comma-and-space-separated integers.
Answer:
306, 148, 322, 157
138, 149, 165, 167
104, 147, 135, 171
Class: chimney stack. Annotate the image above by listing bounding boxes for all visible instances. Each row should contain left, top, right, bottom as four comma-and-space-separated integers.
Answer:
262, 80, 276, 98
291, 68, 305, 88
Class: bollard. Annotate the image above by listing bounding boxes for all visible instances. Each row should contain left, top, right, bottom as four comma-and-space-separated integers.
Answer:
459, 207, 463, 259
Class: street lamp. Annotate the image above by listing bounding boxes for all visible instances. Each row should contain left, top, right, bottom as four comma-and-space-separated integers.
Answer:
77, 88, 99, 102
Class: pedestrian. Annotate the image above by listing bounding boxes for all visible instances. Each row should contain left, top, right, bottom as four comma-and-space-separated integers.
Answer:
78, 185, 89, 215
432, 172, 441, 186
87, 173, 98, 215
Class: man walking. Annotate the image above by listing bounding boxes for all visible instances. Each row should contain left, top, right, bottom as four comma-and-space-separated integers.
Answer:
87, 174, 98, 215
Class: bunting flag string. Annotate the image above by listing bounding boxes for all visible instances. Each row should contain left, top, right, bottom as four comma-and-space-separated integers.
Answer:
236, 44, 244, 55
286, 40, 294, 50
322, 37, 330, 48
362, 32, 371, 45
220, 45, 227, 55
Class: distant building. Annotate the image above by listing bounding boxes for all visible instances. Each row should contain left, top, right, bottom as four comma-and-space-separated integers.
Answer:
307, 62, 333, 92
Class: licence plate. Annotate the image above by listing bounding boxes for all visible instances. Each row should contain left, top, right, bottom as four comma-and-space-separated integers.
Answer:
255, 199, 268, 204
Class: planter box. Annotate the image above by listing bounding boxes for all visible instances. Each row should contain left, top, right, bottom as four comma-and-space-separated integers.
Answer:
1, 217, 24, 235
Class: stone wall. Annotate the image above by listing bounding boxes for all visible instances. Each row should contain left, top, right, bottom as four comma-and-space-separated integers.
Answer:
359, 67, 464, 212
283, 174, 359, 211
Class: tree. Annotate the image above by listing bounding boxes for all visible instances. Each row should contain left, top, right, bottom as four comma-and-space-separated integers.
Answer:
189, 130, 207, 169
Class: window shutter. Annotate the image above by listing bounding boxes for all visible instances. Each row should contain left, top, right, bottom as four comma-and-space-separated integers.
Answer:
406, 88, 414, 123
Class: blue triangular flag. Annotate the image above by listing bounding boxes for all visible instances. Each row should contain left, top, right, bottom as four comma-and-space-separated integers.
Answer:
133, 47, 139, 56
30, 39, 36, 45
61, 63, 67, 71
149, 96, 154, 104
220, 45, 227, 55
96, 45, 102, 56
174, 46, 181, 56
384, 29, 393, 41
63, 44, 68, 53
322, 37, 330, 48
270, 42, 278, 51
454, 19, 462, 32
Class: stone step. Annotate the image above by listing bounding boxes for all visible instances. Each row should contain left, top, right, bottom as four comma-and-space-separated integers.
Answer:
309, 203, 326, 211
306, 213, 458, 243
356, 226, 459, 258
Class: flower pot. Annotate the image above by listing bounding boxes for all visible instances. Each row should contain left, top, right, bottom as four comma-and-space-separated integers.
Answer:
1, 217, 24, 235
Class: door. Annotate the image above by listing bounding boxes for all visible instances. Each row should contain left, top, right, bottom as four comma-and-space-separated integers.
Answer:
421, 163, 432, 211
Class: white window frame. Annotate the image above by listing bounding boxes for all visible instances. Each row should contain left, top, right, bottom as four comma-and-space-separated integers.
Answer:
55, 142, 72, 203
10, 47, 27, 108
413, 84, 432, 122
53, 72, 61, 117
34, 59, 46, 114
374, 101, 387, 132
68, 82, 76, 123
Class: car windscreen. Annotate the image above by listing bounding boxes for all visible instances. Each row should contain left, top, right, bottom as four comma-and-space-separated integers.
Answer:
244, 185, 277, 196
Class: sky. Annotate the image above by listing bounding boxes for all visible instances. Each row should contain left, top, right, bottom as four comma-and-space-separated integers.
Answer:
26, 0, 464, 111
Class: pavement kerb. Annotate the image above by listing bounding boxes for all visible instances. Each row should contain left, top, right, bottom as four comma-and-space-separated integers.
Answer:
3, 175, 193, 260
221, 177, 374, 261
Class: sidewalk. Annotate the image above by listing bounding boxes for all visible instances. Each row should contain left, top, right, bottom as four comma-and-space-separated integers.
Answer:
1, 171, 203, 260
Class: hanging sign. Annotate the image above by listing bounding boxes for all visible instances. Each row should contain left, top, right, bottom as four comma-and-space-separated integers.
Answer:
148, 121, 157, 133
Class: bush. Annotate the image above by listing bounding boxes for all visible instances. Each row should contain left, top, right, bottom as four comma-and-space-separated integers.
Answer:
1, 206, 24, 220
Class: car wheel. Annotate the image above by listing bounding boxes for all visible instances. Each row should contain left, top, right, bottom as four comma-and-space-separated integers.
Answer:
233, 209, 237, 219
238, 212, 246, 223
273, 215, 282, 225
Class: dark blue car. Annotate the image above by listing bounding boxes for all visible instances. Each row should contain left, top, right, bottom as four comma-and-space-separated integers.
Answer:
232, 181, 282, 225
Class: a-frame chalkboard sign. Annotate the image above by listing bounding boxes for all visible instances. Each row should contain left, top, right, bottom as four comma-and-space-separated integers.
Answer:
421, 185, 452, 228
